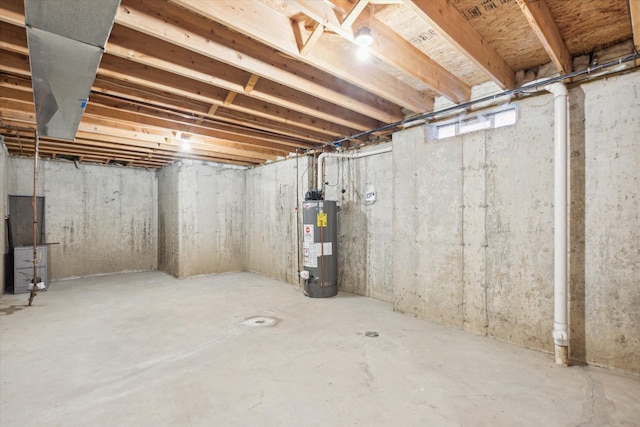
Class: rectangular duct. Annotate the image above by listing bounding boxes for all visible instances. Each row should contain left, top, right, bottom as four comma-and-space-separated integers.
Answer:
24, 0, 121, 141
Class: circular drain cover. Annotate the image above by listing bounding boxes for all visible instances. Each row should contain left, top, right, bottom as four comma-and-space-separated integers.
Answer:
242, 316, 279, 327
365, 331, 379, 337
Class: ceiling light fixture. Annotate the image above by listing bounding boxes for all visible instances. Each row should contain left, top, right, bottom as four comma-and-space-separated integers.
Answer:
180, 134, 191, 151
354, 26, 373, 47
354, 26, 373, 60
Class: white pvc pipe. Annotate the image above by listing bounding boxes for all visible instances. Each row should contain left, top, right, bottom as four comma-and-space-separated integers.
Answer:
317, 146, 392, 191
546, 82, 569, 366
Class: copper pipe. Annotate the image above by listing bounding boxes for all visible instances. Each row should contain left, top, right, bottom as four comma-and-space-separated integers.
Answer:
27, 133, 39, 306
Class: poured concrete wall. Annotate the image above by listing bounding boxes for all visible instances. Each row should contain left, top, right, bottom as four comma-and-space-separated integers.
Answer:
581, 73, 640, 371
157, 163, 180, 277
8, 158, 157, 280
157, 161, 245, 278
322, 145, 394, 302
0, 142, 8, 290
245, 156, 308, 285
391, 71, 639, 372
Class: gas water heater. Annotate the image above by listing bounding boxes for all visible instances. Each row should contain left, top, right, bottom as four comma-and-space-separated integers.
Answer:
300, 195, 338, 298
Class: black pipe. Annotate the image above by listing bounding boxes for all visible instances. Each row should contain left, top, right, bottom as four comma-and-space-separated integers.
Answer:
306, 52, 640, 153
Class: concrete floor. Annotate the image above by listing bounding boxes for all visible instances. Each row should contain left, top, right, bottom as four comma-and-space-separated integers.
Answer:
1, 271, 638, 426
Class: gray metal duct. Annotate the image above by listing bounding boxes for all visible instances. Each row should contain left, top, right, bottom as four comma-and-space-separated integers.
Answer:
24, 0, 121, 141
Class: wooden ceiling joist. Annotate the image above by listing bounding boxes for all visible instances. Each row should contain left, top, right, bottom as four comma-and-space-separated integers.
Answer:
0, 11, 376, 137
293, 1, 470, 103
340, 0, 370, 30
357, 9, 470, 103
516, 0, 573, 75
1, 0, 634, 169
405, 0, 516, 90
167, 0, 433, 115
244, 74, 260, 94
294, 21, 325, 56
630, 0, 640, 66
117, 0, 406, 122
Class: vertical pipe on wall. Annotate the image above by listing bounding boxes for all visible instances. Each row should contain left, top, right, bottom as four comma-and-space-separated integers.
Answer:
27, 133, 40, 306
545, 82, 569, 366
296, 148, 301, 283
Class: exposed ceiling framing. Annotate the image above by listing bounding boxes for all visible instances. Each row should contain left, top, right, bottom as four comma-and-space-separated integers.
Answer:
0, 0, 636, 168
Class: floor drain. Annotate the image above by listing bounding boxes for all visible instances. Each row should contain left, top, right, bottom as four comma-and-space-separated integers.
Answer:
365, 331, 379, 337
241, 316, 279, 327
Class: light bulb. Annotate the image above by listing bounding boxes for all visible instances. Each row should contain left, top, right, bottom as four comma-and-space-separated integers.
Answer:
357, 45, 370, 60
354, 27, 373, 47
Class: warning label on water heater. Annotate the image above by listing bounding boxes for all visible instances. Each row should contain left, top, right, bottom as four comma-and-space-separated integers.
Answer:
303, 224, 314, 242
303, 242, 332, 268
317, 211, 327, 227
303, 242, 316, 267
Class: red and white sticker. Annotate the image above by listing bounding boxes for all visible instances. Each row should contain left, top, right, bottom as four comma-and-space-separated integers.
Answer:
303, 224, 314, 242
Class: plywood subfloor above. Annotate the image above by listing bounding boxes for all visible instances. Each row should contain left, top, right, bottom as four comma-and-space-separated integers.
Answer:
0, 0, 636, 168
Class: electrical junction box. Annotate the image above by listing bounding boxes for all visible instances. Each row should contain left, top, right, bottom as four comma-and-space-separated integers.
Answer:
365, 185, 376, 204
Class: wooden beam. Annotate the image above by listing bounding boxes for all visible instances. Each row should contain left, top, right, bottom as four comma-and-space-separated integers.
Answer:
168, 0, 432, 114
3, 123, 269, 165
405, 0, 515, 89
357, 9, 470, 103
0, 92, 298, 156
296, 21, 325, 56
103, 24, 380, 132
207, 104, 219, 117
288, 0, 347, 36
224, 91, 237, 106
244, 74, 260, 94
0, 48, 31, 77
0, 2, 386, 133
0, 79, 304, 153
516, 0, 572, 75
341, 0, 369, 30
630, 0, 640, 66
295, 1, 469, 103
119, 0, 410, 121
0, 21, 27, 55
0, 0, 380, 136
0, 0, 22, 26
1, 68, 338, 144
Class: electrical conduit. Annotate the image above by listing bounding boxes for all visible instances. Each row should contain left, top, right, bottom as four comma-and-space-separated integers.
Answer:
317, 146, 392, 192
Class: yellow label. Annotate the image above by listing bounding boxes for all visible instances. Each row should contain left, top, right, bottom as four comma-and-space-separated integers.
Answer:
317, 211, 327, 227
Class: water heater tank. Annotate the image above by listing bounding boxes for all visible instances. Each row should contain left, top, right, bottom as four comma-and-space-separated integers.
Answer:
301, 199, 338, 297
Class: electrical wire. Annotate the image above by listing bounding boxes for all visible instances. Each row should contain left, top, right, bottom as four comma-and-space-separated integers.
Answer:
305, 52, 640, 154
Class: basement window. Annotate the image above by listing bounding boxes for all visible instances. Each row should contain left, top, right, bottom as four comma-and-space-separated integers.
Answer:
434, 105, 518, 140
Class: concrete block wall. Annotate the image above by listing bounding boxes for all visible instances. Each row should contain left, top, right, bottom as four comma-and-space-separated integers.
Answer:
7, 158, 157, 280
157, 161, 245, 278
